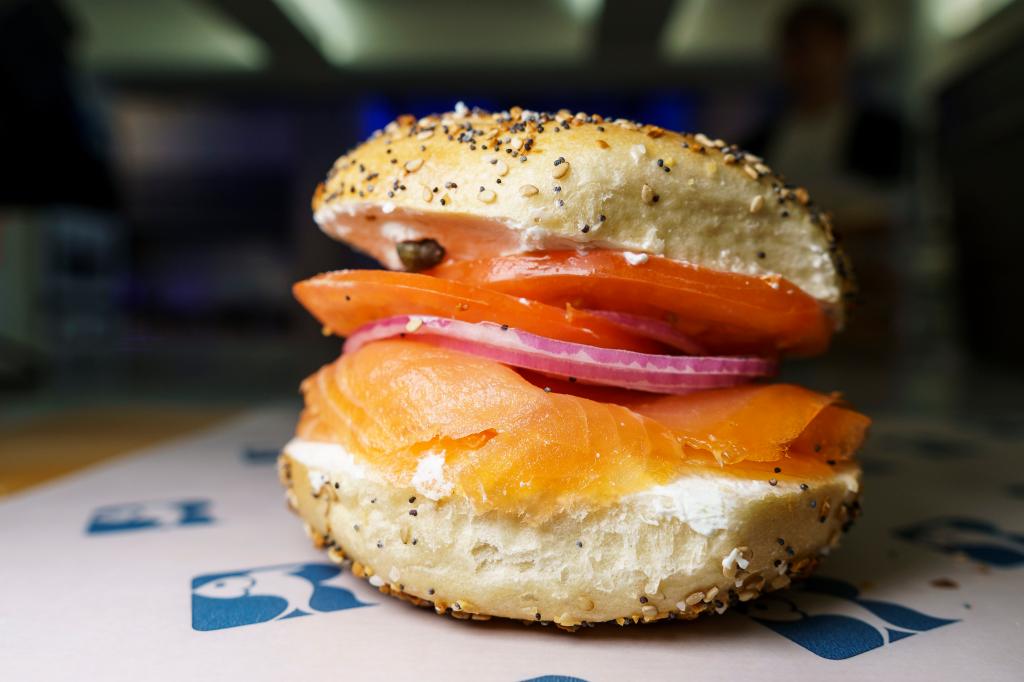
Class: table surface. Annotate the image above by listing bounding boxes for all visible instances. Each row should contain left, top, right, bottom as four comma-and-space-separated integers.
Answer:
0, 407, 238, 497
2, 404, 1022, 681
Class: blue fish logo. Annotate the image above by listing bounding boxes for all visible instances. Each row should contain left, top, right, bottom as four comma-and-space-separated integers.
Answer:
895, 517, 1024, 567
86, 499, 213, 535
191, 562, 370, 631
746, 576, 957, 660
242, 446, 281, 465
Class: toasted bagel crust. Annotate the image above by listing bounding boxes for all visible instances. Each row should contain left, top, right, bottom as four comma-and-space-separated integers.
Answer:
314, 106, 851, 311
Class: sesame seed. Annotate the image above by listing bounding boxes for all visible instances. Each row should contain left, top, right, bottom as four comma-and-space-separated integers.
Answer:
405, 317, 422, 332
774, 467, 781, 473
777, 537, 785, 545
557, 199, 565, 207
428, 588, 435, 595
416, 129, 434, 141
519, 184, 539, 197
641, 184, 655, 204
597, 139, 609, 149
757, 251, 766, 259
445, 181, 457, 189
769, 478, 778, 486
409, 496, 416, 503
800, 483, 809, 491
421, 187, 432, 202
795, 187, 810, 204
501, 324, 509, 330
477, 189, 496, 203
495, 160, 509, 176
576, 540, 583, 547
744, 165, 759, 180
809, 500, 817, 508
657, 159, 664, 167
543, 386, 551, 393
552, 161, 570, 179
581, 224, 590, 233
599, 214, 606, 221
409, 509, 418, 516
639, 596, 648, 603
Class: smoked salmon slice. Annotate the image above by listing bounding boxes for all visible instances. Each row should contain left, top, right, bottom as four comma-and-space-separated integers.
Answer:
429, 251, 834, 356
298, 340, 868, 519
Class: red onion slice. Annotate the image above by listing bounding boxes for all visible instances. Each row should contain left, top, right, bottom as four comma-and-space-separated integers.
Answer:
343, 315, 776, 394
584, 309, 707, 355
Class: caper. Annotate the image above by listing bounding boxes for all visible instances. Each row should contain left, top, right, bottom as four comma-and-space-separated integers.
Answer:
396, 239, 446, 271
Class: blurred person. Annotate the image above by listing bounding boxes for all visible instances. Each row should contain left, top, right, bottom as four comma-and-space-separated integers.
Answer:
0, 0, 118, 387
744, 2, 907, 356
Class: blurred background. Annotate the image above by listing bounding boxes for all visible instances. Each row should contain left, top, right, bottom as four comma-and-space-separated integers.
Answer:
2, 0, 1024, 439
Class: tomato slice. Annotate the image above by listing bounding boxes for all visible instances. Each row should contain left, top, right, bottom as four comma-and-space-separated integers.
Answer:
294, 270, 665, 353
429, 251, 833, 356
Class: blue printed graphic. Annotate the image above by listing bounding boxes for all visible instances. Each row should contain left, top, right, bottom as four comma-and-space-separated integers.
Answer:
895, 516, 1024, 567
746, 577, 957, 660
242, 446, 281, 465
86, 499, 214, 534
191, 562, 370, 631
521, 677, 590, 682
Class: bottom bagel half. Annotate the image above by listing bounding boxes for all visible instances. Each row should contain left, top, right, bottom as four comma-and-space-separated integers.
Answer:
279, 443, 859, 629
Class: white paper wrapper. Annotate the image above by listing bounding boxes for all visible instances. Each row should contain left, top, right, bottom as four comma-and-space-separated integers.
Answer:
2, 407, 1022, 681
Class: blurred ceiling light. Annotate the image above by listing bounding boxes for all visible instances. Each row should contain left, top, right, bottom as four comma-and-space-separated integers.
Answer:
561, 0, 603, 22
271, 0, 602, 67
925, 0, 1016, 38
67, 0, 268, 73
272, 0, 360, 65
